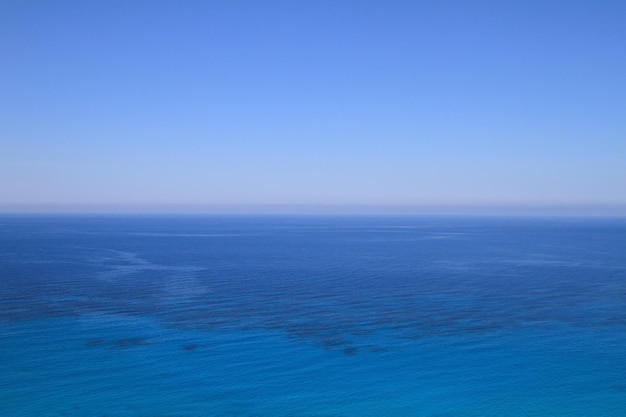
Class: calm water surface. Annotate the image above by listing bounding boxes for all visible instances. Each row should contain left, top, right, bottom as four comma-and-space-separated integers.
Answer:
1, 215, 626, 416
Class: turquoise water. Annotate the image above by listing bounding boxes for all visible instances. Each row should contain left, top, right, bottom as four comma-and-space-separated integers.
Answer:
1, 215, 626, 416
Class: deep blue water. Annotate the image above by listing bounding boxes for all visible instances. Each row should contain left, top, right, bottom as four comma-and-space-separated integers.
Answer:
1, 215, 626, 416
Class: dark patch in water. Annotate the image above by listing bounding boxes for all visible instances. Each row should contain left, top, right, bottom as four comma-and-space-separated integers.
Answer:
343, 347, 357, 356
84, 339, 104, 347
611, 384, 626, 393
113, 337, 148, 348
183, 344, 198, 351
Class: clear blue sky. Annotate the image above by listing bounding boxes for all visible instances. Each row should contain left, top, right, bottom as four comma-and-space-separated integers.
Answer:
1, 0, 625, 214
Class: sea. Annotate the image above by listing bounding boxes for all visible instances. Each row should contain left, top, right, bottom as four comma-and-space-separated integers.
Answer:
1, 215, 626, 416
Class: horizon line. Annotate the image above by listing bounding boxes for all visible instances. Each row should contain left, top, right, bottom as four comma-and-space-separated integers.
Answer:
1, 203, 626, 217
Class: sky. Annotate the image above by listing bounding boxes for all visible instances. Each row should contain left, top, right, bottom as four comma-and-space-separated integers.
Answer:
1, 0, 625, 214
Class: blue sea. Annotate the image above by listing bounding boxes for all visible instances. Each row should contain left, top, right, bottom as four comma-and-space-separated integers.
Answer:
1, 215, 626, 416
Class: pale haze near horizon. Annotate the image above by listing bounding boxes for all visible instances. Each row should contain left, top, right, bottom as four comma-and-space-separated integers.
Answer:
1, 1, 625, 215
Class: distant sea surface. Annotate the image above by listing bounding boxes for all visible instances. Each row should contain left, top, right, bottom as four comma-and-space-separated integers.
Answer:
1, 215, 626, 416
